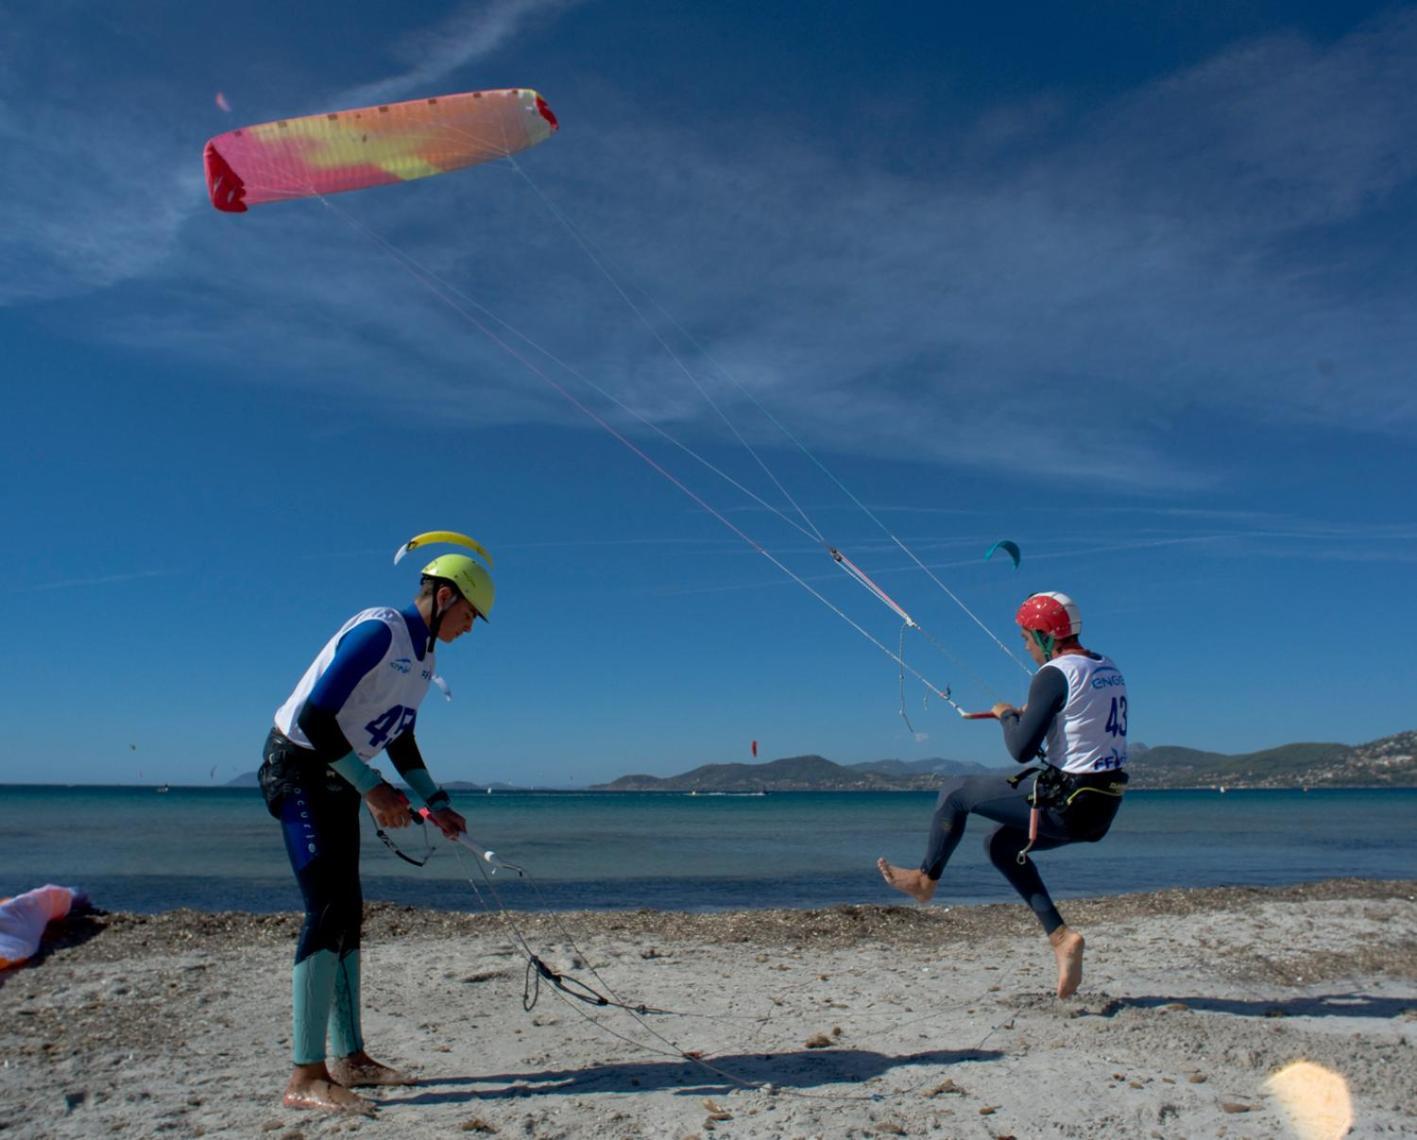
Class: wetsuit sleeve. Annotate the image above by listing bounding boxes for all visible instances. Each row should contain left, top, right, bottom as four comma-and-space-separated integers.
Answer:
387, 733, 452, 811
1000, 666, 1068, 762
296, 704, 356, 760
309, 620, 394, 714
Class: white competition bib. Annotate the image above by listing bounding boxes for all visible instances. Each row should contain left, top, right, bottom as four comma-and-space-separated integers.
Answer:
1041, 653, 1127, 774
275, 608, 434, 759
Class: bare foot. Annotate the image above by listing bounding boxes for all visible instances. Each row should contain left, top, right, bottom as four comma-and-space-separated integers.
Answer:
876, 858, 938, 903
1049, 925, 1084, 998
283, 1073, 376, 1116
330, 1051, 417, 1088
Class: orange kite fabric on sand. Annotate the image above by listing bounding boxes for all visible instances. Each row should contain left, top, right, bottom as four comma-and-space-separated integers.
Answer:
203, 88, 558, 212
0, 884, 80, 969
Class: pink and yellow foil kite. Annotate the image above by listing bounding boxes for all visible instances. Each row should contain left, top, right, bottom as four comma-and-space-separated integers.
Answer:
204, 88, 557, 212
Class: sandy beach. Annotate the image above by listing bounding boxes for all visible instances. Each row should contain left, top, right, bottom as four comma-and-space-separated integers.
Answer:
2, 878, 1413, 1138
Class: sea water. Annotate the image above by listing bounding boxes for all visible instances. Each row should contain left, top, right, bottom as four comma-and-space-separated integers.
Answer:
1, 785, 1412, 914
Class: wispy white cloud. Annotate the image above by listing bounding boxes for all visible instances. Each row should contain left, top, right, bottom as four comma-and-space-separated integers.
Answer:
8, 6, 1416, 494
339, 0, 587, 107
397, 8, 1414, 486
17, 568, 182, 593
0, 60, 198, 304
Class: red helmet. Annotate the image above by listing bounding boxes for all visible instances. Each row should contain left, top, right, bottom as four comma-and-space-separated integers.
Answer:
1015, 592, 1081, 639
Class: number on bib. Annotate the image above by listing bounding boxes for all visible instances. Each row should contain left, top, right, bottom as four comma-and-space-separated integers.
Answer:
1105, 695, 1128, 738
364, 705, 417, 750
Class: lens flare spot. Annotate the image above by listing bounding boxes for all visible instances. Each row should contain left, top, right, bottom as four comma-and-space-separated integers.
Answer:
1264, 1060, 1353, 1140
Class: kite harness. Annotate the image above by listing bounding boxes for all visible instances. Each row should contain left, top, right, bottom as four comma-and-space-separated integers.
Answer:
1006, 765, 1130, 864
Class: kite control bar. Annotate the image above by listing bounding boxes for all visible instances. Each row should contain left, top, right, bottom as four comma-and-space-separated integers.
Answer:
940, 687, 998, 720
417, 808, 524, 877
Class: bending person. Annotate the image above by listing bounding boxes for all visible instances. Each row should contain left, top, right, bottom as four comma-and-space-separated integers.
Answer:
878, 592, 1129, 997
258, 550, 492, 1114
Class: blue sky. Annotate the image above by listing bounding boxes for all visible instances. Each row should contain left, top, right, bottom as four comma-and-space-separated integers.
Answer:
4, 0, 1414, 787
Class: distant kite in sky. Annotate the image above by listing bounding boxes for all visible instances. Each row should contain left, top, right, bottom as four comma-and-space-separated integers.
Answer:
203, 88, 557, 212
985, 540, 1021, 570
215, 92, 232, 113
393, 530, 494, 569
751, 740, 758, 758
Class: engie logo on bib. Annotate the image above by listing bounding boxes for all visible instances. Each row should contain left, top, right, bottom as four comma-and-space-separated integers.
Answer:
389, 657, 413, 674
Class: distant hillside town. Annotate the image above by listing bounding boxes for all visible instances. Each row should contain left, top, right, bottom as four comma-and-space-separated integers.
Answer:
593, 730, 1417, 792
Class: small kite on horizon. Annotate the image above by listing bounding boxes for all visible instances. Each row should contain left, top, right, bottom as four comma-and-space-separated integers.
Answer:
985, 540, 1021, 570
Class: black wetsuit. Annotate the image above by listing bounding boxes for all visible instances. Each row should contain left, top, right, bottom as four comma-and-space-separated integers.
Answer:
918, 657, 1127, 934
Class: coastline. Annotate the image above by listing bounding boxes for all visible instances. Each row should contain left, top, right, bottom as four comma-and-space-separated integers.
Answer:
3, 879, 1413, 1137
8, 780, 1417, 792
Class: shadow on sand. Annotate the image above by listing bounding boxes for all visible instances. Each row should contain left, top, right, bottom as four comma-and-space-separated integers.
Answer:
1083, 992, 1414, 1020
393, 1045, 1003, 1103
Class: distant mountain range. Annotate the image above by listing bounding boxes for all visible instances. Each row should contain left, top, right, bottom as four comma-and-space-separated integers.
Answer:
225, 730, 1415, 792
595, 730, 1417, 791
595, 754, 998, 792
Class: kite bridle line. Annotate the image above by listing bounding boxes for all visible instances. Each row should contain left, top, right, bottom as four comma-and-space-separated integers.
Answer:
501, 151, 1033, 685
222, 104, 1028, 734
407, 811, 675, 1018
432, 820, 893, 1102
371, 811, 1018, 1100
313, 195, 1004, 717
628, 272, 1034, 680
413, 814, 1018, 1104
318, 120, 1025, 720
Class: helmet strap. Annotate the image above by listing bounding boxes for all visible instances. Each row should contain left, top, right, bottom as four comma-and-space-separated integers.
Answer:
1030, 630, 1055, 659
426, 583, 454, 655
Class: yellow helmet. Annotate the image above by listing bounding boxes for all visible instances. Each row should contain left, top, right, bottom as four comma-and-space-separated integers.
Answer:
421, 553, 495, 621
